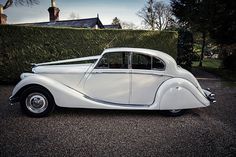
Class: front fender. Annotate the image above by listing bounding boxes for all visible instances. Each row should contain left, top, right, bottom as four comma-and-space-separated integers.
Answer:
12, 73, 58, 98
11, 73, 86, 107
11, 73, 139, 109
152, 78, 210, 110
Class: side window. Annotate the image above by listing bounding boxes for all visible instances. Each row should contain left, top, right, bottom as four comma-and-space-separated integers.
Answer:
132, 53, 151, 70
152, 57, 165, 70
96, 52, 129, 69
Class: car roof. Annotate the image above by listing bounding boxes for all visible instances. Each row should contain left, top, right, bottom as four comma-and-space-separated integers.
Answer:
103, 47, 175, 63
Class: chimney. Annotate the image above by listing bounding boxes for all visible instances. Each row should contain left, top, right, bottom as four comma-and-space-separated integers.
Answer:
48, 0, 60, 22
0, 4, 7, 24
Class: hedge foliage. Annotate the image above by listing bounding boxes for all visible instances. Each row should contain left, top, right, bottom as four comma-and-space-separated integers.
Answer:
0, 25, 178, 84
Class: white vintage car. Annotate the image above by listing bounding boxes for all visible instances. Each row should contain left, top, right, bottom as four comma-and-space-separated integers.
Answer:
9, 48, 215, 117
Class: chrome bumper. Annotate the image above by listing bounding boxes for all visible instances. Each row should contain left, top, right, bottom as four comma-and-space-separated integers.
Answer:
203, 88, 216, 103
9, 96, 19, 105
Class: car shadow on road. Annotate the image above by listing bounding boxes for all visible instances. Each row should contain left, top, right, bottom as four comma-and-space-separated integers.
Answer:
53, 106, 196, 118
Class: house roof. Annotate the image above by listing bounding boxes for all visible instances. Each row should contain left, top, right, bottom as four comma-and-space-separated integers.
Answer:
104, 24, 122, 29
18, 17, 105, 28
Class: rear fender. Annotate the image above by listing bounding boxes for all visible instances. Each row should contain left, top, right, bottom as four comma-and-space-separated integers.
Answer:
152, 78, 210, 110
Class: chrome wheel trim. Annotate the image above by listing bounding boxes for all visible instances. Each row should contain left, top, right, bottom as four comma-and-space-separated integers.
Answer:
25, 92, 48, 114
169, 109, 182, 113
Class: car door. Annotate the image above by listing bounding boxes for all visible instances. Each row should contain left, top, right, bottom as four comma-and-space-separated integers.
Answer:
130, 52, 167, 105
83, 52, 131, 104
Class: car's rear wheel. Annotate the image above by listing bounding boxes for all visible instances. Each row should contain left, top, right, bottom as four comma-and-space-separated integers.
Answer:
20, 86, 55, 117
164, 109, 186, 117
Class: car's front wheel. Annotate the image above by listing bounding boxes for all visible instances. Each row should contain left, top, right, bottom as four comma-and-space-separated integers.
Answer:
20, 86, 55, 117
164, 109, 186, 117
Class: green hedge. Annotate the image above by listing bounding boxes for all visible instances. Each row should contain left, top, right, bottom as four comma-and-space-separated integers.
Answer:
0, 25, 178, 84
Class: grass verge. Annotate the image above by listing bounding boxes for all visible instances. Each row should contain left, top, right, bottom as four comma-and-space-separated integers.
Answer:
193, 59, 236, 82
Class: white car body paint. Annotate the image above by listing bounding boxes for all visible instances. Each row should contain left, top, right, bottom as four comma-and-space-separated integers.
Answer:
10, 48, 214, 110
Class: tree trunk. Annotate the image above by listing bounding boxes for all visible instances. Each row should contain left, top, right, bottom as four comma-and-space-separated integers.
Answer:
151, 20, 155, 30
159, 15, 162, 31
151, 14, 155, 30
199, 32, 206, 67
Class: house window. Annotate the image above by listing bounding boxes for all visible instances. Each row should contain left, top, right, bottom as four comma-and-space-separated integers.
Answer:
96, 52, 129, 69
132, 53, 151, 70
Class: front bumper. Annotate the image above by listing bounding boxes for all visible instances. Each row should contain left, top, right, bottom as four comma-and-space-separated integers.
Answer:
9, 96, 19, 105
203, 88, 216, 103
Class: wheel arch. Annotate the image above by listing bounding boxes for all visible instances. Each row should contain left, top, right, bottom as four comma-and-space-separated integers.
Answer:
11, 74, 87, 108
11, 74, 60, 104
14, 84, 55, 102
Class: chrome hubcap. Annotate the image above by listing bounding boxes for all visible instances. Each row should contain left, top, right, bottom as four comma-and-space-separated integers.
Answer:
169, 109, 181, 113
25, 93, 48, 114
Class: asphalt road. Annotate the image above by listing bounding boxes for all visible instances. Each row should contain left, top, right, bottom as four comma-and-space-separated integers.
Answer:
0, 69, 235, 157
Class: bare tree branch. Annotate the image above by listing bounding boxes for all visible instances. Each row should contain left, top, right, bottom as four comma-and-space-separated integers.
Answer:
2, 0, 39, 10
137, 0, 156, 30
138, 0, 175, 30
3, 0, 13, 9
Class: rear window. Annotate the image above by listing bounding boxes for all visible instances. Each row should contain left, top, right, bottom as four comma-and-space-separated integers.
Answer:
132, 53, 151, 70
152, 57, 165, 70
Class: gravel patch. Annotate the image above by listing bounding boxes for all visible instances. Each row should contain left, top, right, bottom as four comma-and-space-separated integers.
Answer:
0, 69, 235, 157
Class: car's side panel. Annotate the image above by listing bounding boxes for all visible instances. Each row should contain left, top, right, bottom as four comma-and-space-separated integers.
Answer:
12, 74, 210, 110
13, 74, 150, 109
82, 69, 130, 104
151, 78, 210, 110
130, 70, 170, 105
40, 74, 83, 90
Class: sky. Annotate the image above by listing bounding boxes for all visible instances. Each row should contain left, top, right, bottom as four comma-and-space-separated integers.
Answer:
1, 0, 170, 26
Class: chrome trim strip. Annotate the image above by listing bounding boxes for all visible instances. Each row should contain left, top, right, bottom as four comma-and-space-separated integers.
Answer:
90, 71, 169, 77
83, 95, 148, 108
132, 72, 165, 76
36, 72, 87, 74
92, 71, 130, 74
